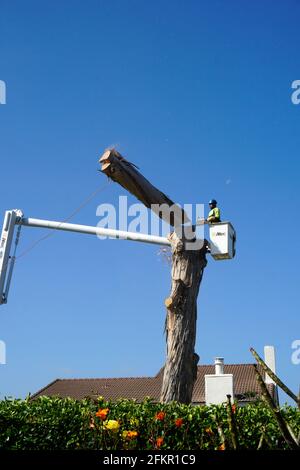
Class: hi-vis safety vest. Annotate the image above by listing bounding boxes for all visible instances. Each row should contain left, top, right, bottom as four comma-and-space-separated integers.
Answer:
208, 207, 221, 222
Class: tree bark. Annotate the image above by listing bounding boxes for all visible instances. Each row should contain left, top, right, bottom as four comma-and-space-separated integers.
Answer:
98, 148, 207, 404
160, 231, 207, 403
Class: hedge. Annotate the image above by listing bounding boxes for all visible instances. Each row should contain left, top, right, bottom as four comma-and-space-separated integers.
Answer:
0, 396, 299, 450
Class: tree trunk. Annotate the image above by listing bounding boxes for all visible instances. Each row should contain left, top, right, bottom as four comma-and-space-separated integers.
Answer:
98, 148, 207, 404
160, 231, 207, 403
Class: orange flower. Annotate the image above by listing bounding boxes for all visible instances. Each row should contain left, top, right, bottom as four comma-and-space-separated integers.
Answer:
123, 430, 138, 440
95, 408, 109, 420
175, 418, 184, 428
218, 443, 225, 451
155, 411, 166, 421
231, 404, 236, 414
156, 437, 164, 448
205, 427, 213, 435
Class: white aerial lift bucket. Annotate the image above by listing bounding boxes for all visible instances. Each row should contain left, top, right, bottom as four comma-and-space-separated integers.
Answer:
209, 222, 236, 260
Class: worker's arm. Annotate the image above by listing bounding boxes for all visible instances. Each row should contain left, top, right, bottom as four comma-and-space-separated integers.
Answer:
207, 208, 220, 223
207, 216, 218, 223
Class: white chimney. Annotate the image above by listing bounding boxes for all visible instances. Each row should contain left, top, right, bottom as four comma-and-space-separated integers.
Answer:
205, 357, 233, 405
264, 346, 276, 384
215, 357, 224, 375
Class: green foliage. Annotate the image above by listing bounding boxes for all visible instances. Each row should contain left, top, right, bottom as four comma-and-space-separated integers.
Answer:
0, 396, 299, 450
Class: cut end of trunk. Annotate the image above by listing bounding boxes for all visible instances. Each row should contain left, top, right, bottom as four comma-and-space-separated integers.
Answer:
99, 149, 112, 163
99, 149, 118, 177
101, 161, 111, 171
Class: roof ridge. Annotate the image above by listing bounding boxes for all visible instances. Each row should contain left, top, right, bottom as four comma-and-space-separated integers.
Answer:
57, 376, 156, 382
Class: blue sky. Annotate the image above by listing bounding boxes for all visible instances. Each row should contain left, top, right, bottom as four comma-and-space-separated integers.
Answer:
0, 0, 299, 404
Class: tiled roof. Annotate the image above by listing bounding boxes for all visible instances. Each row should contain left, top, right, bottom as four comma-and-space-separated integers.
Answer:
32, 364, 276, 403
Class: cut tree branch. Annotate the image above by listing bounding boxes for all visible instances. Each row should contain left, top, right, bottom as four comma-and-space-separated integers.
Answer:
250, 347, 300, 408
254, 365, 299, 450
99, 148, 190, 227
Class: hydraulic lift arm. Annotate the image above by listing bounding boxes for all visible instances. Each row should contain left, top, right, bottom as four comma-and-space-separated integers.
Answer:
0, 209, 170, 305
0, 210, 23, 305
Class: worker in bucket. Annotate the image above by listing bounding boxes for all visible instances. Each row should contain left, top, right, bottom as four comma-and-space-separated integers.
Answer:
206, 199, 221, 224
197, 199, 221, 225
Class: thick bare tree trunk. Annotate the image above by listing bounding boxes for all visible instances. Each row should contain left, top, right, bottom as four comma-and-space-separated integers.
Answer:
99, 148, 207, 404
160, 231, 207, 403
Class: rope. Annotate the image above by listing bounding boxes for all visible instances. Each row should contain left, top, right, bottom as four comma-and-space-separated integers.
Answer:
16, 180, 110, 260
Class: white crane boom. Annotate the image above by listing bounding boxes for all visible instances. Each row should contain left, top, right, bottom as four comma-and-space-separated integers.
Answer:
0, 209, 170, 305
19, 217, 170, 246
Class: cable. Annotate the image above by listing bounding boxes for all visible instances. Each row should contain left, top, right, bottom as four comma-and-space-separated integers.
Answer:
16, 180, 110, 260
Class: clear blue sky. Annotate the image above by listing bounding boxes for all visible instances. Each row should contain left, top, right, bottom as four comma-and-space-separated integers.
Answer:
0, 1, 299, 404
